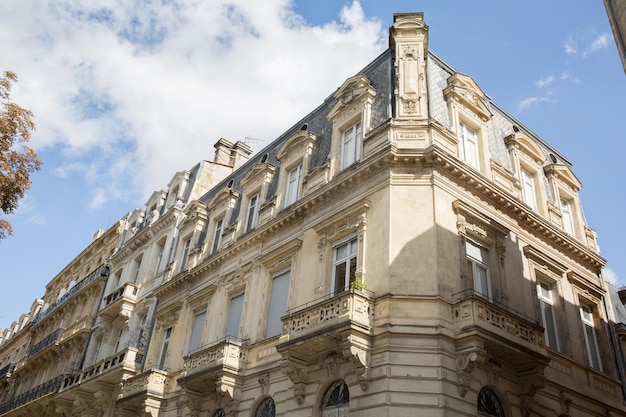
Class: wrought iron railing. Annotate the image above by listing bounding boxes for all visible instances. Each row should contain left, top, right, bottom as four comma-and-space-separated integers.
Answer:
28, 328, 62, 357
31, 265, 110, 326
62, 348, 139, 389
0, 374, 68, 414
0, 363, 15, 378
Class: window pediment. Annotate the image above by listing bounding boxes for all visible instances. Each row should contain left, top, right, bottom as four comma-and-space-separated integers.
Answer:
240, 163, 275, 191
277, 131, 316, 163
453, 200, 509, 240
544, 164, 581, 192
327, 75, 377, 122
179, 200, 209, 230
444, 73, 491, 122
505, 133, 546, 165
208, 188, 239, 212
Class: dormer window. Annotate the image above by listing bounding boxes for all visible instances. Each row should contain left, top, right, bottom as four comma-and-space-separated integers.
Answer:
459, 122, 479, 170
521, 168, 537, 211
245, 194, 259, 232
211, 218, 223, 254
285, 164, 302, 207
341, 122, 362, 170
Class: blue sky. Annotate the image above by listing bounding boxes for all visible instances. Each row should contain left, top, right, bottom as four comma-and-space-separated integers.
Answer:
0, 0, 624, 330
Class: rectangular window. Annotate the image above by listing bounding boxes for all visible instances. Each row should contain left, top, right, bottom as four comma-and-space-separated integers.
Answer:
285, 165, 302, 207
189, 311, 206, 353
154, 241, 165, 274
211, 218, 223, 254
158, 327, 172, 370
180, 238, 191, 271
521, 169, 537, 210
332, 237, 358, 295
226, 292, 245, 339
132, 257, 142, 284
113, 328, 124, 353
580, 305, 602, 370
460, 122, 479, 169
466, 240, 491, 299
341, 122, 362, 170
245, 194, 259, 232
561, 199, 574, 235
266, 270, 290, 338
537, 282, 559, 350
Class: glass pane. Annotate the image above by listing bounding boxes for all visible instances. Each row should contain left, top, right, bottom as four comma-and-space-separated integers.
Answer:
335, 242, 347, 260
226, 293, 245, 339
476, 265, 489, 296
266, 271, 290, 338
348, 256, 357, 287
189, 312, 206, 353
335, 263, 347, 294
542, 302, 558, 349
585, 324, 601, 369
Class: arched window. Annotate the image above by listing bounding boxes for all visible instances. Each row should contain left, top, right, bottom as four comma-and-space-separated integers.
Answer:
212, 409, 225, 417
322, 380, 349, 417
254, 397, 275, 417
477, 387, 505, 417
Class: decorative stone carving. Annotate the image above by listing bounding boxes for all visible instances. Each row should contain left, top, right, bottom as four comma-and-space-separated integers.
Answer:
342, 335, 370, 391
281, 358, 308, 405
323, 353, 343, 378
258, 373, 270, 396
559, 391, 572, 417
455, 350, 486, 397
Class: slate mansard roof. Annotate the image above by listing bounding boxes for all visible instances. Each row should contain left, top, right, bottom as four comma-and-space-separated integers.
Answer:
194, 45, 577, 235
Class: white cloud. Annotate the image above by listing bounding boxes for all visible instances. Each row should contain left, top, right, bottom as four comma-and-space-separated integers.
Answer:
583, 33, 610, 57
517, 94, 553, 111
603, 267, 624, 287
563, 37, 578, 56
535, 72, 580, 89
0, 0, 385, 209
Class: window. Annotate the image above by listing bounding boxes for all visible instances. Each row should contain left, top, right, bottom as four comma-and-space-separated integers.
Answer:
132, 256, 143, 284
226, 292, 245, 339
521, 168, 537, 210
158, 327, 172, 370
253, 397, 275, 417
212, 410, 226, 417
245, 194, 260, 232
180, 238, 191, 271
322, 380, 349, 417
266, 271, 290, 338
211, 218, 223, 254
466, 240, 491, 299
154, 240, 166, 274
460, 122, 479, 169
332, 237, 358, 295
341, 122, 362, 170
189, 311, 206, 353
537, 282, 559, 350
580, 305, 602, 370
477, 387, 505, 417
113, 328, 124, 353
285, 165, 302, 207
560, 199, 574, 235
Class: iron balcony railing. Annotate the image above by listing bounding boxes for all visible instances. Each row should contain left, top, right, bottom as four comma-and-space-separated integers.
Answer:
0, 374, 68, 414
62, 347, 140, 390
31, 265, 110, 327
0, 363, 16, 378
28, 328, 62, 357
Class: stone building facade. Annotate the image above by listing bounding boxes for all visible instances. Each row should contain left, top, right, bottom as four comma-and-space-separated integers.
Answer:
1, 12, 625, 417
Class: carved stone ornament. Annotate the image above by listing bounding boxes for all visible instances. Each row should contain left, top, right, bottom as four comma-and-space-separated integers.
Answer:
559, 391, 572, 417
323, 353, 343, 378
258, 373, 271, 395
281, 358, 308, 404
342, 336, 371, 391
455, 350, 486, 397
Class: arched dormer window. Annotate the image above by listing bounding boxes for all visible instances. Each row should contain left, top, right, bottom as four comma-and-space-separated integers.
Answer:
276, 131, 316, 209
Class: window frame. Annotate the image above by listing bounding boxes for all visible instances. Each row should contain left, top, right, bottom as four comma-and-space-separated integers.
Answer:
580, 304, 602, 371
180, 238, 192, 272
226, 291, 245, 340
331, 236, 359, 296
459, 122, 479, 170
245, 193, 260, 232
466, 239, 492, 300
537, 281, 559, 350
560, 197, 574, 235
340, 121, 362, 170
521, 168, 537, 211
265, 269, 291, 338
284, 164, 303, 207
158, 326, 172, 370
211, 218, 223, 254
188, 310, 206, 353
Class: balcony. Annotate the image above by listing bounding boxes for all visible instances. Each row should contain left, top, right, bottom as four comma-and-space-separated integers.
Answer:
117, 368, 168, 415
0, 363, 15, 379
0, 374, 68, 414
32, 265, 109, 327
28, 328, 62, 357
452, 290, 549, 368
177, 337, 248, 395
277, 289, 374, 363
99, 283, 139, 320
61, 348, 141, 391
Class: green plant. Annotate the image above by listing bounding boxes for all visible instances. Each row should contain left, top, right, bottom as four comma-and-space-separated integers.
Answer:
350, 280, 368, 291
